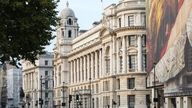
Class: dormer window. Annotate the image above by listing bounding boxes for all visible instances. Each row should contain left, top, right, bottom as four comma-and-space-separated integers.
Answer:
68, 30, 72, 38
68, 18, 73, 25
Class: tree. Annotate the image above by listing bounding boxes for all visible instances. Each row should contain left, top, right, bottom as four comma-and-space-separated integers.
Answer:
0, 0, 58, 66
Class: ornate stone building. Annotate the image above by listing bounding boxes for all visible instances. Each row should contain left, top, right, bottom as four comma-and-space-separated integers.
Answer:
53, 0, 150, 108
22, 52, 54, 108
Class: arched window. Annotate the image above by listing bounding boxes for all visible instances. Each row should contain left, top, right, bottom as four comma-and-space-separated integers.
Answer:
68, 30, 72, 38
68, 18, 73, 25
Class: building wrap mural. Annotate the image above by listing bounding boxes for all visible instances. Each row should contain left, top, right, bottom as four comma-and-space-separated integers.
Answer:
147, 0, 192, 96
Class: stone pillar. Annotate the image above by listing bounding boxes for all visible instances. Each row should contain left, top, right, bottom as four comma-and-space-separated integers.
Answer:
87, 54, 90, 79
74, 59, 77, 83
122, 36, 127, 73
77, 58, 79, 82
95, 51, 98, 79
183, 97, 192, 108
102, 47, 106, 77
176, 97, 183, 108
116, 38, 120, 74
137, 35, 142, 72
112, 36, 116, 75
165, 98, 172, 108
99, 49, 102, 78
71, 61, 74, 83
80, 57, 82, 82
84, 56, 86, 82
91, 53, 94, 79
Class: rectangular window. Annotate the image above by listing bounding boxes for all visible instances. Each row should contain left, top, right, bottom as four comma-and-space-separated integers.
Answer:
117, 95, 120, 106
127, 78, 135, 89
142, 35, 146, 46
45, 92, 49, 98
146, 95, 151, 108
45, 60, 48, 65
128, 55, 137, 71
142, 54, 147, 71
106, 59, 110, 73
128, 35, 137, 46
103, 81, 110, 91
128, 95, 135, 108
119, 18, 121, 27
96, 84, 99, 93
117, 79, 120, 90
103, 96, 110, 107
120, 56, 123, 72
45, 80, 49, 89
45, 71, 48, 76
128, 15, 134, 26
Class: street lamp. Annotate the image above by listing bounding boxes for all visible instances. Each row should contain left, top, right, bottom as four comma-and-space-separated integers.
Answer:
62, 82, 66, 108
40, 76, 43, 108
153, 63, 158, 108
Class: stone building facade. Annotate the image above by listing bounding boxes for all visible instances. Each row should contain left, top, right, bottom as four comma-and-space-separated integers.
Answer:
53, 0, 150, 108
22, 52, 54, 108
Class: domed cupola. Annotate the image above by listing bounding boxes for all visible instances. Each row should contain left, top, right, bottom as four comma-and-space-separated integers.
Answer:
60, 1, 75, 19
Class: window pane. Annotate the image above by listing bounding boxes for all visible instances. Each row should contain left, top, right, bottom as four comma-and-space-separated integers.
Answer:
127, 78, 135, 89
128, 95, 135, 108
128, 55, 137, 71
128, 36, 137, 46
128, 15, 134, 26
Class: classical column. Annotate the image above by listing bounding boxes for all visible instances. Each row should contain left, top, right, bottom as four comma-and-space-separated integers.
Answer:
79, 57, 82, 82
91, 53, 94, 79
77, 58, 79, 82
84, 56, 86, 82
176, 97, 183, 108
110, 42, 113, 75
70, 61, 73, 83
99, 49, 102, 78
74, 59, 77, 83
122, 36, 127, 73
95, 51, 98, 79
87, 54, 90, 79
183, 97, 192, 108
116, 38, 120, 74
112, 36, 116, 75
102, 47, 105, 77
137, 35, 142, 72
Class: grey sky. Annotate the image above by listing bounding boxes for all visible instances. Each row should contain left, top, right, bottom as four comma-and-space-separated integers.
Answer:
45, 0, 118, 52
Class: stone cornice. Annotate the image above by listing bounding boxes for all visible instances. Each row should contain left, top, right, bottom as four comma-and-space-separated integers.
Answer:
114, 26, 146, 33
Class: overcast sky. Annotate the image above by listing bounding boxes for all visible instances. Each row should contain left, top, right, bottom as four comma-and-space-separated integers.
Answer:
45, 0, 118, 52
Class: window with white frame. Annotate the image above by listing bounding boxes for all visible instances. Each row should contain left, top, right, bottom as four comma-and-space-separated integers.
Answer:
128, 35, 137, 46
128, 95, 135, 108
128, 55, 137, 71
127, 78, 135, 89
128, 15, 134, 26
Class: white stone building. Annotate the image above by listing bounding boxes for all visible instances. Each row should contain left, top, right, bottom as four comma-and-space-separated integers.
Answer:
53, 0, 150, 108
22, 52, 54, 108
6, 67, 22, 108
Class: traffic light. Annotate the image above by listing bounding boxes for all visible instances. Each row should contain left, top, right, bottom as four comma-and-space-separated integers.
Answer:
69, 95, 72, 102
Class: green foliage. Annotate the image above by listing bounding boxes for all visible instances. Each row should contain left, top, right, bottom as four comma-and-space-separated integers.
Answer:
0, 0, 59, 66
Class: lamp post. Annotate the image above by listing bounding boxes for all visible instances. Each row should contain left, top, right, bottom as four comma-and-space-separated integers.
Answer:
40, 76, 43, 108
62, 82, 65, 108
153, 63, 157, 108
